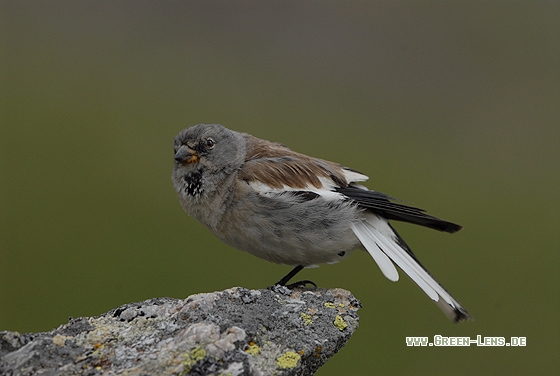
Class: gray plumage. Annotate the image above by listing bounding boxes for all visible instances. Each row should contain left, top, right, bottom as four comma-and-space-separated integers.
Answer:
172, 123, 472, 322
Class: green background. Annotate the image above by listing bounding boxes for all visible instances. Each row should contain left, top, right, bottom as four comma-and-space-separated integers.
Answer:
1, 2, 558, 375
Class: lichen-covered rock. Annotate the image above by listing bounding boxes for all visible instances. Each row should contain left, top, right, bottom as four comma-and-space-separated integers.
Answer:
0, 287, 360, 375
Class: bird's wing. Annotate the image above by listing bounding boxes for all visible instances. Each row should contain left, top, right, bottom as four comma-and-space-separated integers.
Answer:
336, 185, 462, 233
241, 138, 462, 234
240, 134, 359, 191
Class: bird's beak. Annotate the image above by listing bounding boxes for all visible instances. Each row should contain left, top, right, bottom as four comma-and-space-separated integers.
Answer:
174, 145, 198, 164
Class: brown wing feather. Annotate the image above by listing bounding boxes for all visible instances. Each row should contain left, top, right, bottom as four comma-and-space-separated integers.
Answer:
240, 134, 348, 189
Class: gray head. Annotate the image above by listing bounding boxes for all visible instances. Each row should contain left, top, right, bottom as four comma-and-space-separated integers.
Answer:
172, 124, 246, 199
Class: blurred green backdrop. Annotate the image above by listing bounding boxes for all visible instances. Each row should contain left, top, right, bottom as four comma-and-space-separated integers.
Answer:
1, 2, 558, 375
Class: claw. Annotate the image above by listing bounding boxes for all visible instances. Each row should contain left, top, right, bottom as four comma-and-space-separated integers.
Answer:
284, 280, 317, 289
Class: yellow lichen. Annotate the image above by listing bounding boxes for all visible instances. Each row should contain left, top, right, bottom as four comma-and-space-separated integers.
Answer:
333, 315, 348, 331
190, 347, 207, 361
182, 346, 207, 373
300, 312, 313, 325
323, 302, 336, 309
245, 342, 261, 356
276, 351, 301, 369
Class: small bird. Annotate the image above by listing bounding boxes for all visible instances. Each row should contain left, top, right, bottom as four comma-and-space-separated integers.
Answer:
172, 124, 472, 322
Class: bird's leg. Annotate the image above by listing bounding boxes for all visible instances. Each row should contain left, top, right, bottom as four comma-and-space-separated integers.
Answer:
274, 265, 317, 289
275, 265, 304, 285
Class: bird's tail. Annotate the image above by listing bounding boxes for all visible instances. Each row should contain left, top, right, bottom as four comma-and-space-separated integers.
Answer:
351, 213, 472, 323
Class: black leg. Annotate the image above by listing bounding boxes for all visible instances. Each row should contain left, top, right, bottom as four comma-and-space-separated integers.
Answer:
275, 265, 304, 286
274, 265, 317, 289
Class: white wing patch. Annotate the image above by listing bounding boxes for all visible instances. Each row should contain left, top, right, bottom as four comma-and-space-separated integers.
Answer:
248, 177, 346, 201
343, 168, 369, 184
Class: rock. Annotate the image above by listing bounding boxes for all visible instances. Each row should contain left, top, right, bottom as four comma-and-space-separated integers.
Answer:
0, 287, 361, 375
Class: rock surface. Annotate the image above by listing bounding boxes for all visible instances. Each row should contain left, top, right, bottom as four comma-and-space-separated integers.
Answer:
0, 286, 360, 375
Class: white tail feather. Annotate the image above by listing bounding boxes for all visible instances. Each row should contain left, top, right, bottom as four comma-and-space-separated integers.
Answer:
351, 221, 399, 282
362, 224, 439, 301
352, 213, 471, 322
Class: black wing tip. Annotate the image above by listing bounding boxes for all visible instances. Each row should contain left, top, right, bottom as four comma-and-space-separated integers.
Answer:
443, 222, 463, 234
336, 186, 463, 234
409, 219, 463, 233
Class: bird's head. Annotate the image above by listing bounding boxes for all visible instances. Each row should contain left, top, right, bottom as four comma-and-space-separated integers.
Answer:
172, 124, 246, 198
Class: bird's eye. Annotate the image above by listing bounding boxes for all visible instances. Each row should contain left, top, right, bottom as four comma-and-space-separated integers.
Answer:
205, 138, 215, 149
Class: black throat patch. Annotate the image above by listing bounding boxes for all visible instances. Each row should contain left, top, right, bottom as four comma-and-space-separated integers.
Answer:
183, 171, 203, 197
